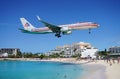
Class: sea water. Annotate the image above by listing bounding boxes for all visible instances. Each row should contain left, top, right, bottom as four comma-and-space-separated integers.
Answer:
0, 61, 84, 79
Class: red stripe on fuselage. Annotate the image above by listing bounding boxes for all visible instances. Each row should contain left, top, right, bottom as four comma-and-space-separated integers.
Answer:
68, 23, 98, 29
31, 22, 98, 32
32, 27, 50, 32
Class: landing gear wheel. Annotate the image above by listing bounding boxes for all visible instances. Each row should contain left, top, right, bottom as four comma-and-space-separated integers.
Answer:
89, 28, 91, 34
55, 33, 61, 38
57, 35, 61, 38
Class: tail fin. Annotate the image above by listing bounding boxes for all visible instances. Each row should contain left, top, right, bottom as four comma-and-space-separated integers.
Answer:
20, 18, 35, 31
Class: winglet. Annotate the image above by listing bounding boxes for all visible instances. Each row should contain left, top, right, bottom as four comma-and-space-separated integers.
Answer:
36, 15, 41, 20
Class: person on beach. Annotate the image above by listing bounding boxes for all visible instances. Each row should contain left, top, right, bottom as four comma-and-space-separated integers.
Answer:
117, 57, 120, 64
109, 59, 112, 66
104, 56, 107, 62
91, 56, 97, 63
87, 55, 91, 62
112, 58, 115, 64
106, 56, 109, 63
106, 56, 112, 66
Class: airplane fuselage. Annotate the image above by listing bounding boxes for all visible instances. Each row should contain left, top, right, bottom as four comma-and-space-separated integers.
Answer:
20, 17, 99, 37
29, 22, 98, 34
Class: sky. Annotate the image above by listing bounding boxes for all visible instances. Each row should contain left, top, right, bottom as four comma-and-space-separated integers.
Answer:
0, 0, 120, 53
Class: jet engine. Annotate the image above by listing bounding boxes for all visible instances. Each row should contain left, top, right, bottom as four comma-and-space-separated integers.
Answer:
60, 26, 69, 32
62, 30, 72, 35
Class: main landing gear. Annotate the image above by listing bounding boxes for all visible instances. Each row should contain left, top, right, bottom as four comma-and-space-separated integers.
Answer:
55, 32, 61, 38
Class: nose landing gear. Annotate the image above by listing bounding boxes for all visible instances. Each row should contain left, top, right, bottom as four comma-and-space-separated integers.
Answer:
89, 28, 91, 34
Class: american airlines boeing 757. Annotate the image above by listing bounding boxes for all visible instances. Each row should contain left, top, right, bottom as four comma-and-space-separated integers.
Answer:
19, 16, 99, 38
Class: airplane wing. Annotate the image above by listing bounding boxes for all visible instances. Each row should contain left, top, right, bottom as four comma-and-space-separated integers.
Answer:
37, 16, 61, 33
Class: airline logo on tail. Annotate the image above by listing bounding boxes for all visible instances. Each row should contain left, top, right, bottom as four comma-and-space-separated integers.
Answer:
25, 23, 30, 27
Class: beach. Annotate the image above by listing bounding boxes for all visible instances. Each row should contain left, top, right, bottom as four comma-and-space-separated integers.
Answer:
0, 58, 120, 79
100, 60, 120, 79
80, 60, 120, 79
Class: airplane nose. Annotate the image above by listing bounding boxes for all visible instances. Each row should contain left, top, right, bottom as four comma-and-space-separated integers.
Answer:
94, 22, 99, 27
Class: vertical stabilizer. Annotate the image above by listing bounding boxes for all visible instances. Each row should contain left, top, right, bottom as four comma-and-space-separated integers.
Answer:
20, 18, 35, 31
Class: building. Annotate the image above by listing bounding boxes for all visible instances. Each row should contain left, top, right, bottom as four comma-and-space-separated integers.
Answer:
109, 46, 120, 57
78, 42, 98, 58
49, 42, 98, 58
80, 47, 98, 58
0, 48, 20, 57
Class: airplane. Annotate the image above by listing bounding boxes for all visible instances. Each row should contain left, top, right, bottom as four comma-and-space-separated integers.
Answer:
19, 16, 99, 38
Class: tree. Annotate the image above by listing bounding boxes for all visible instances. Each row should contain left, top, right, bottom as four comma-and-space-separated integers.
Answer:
33, 53, 39, 58
23, 52, 34, 58
8, 54, 16, 58
39, 54, 45, 59
71, 53, 81, 58
49, 53, 60, 58
98, 48, 110, 56
60, 51, 65, 55
16, 51, 22, 58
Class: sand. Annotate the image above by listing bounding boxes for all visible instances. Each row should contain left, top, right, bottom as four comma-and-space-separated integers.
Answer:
102, 60, 120, 79
80, 60, 120, 79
